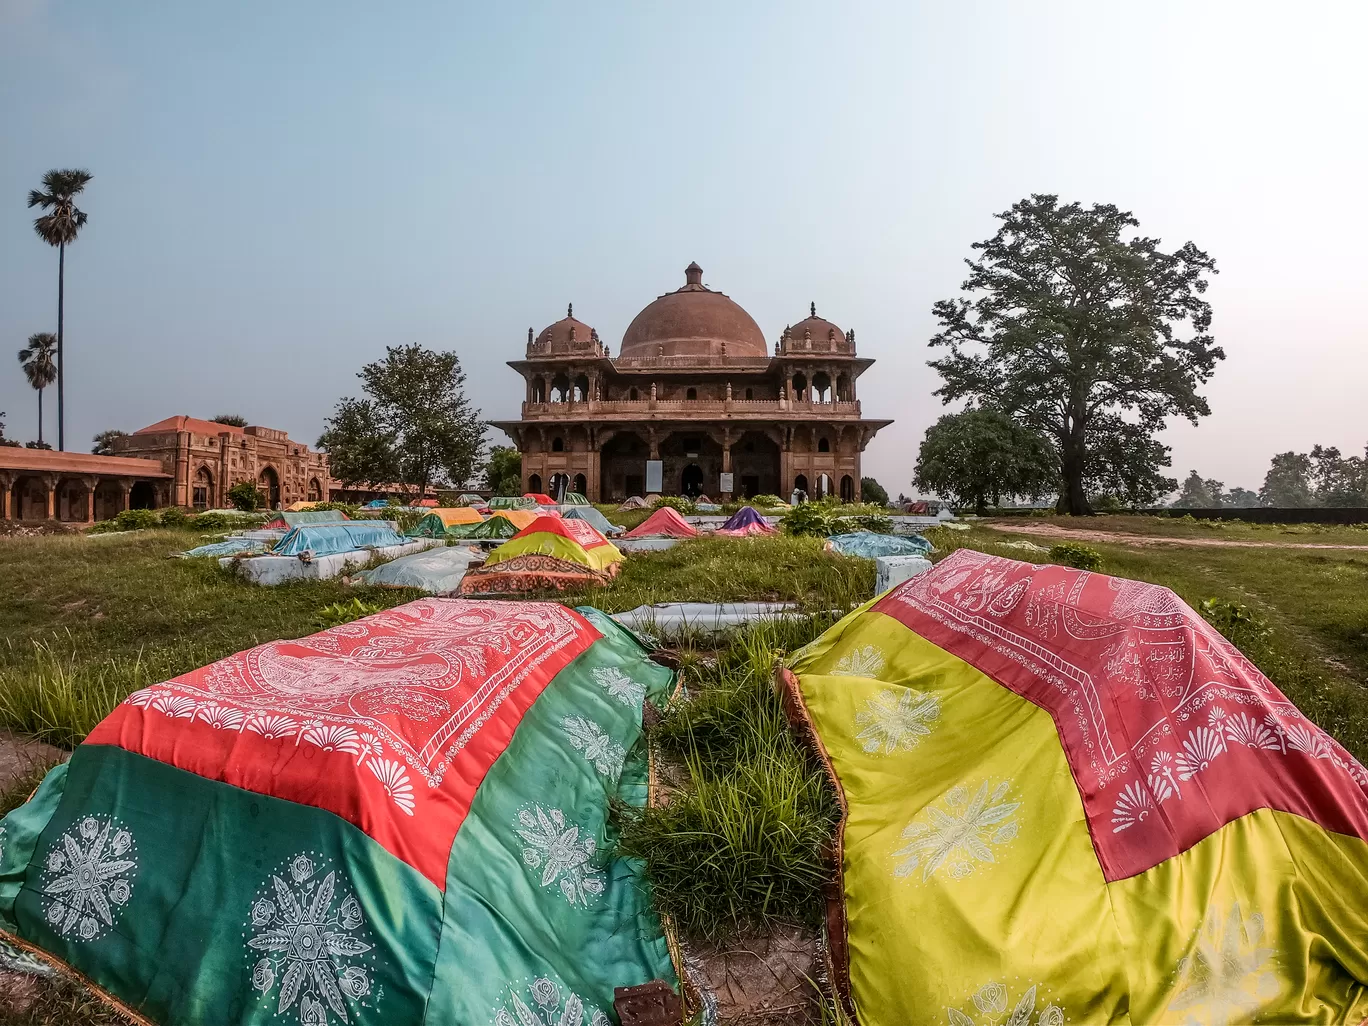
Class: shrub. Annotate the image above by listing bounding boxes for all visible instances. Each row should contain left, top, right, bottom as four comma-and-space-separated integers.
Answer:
1048, 542, 1104, 571
749, 494, 785, 509
227, 481, 263, 511
1198, 598, 1272, 651
310, 501, 362, 519
114, 508, 159, 531
189, 511, 231, 530
158, 506, 189, 527
651, 495, 696, 515
783, 503, 893, 538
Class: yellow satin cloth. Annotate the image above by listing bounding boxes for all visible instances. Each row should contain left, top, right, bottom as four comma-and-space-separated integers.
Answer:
790, 607, 1368, 1025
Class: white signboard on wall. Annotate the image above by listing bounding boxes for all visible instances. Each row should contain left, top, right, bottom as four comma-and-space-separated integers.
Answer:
645, 460, 663, 493
719, 472, 734, 493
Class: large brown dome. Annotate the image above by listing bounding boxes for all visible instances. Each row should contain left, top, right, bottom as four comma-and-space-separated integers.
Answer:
619, 262, 768, 360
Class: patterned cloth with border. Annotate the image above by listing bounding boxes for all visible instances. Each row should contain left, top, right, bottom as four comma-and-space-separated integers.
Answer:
0, 600, 676, 1025
783, 549, 1368, 1025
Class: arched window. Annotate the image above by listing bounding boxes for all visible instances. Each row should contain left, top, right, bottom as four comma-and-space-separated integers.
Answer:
686, 387, 697, 400
551, 374, 570, 402
552, 437, 565, 452
528, 473, 543, 495
793, 474, 809, 500
745, 387, 754, 400
818, 473, 832, 498
629, 387, 639, 401
792, 373, 807, 400
573, 473, 587, 496
573, 374, 590, 402
192, 466, 214, 510
818, 437, 830, 453
840, 475, 855, 502
532, 377, 547, 403
813, 371, 832, 403
307, 478, 323, 502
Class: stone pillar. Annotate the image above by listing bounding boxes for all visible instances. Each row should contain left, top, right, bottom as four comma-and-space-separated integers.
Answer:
648, 427, 659, 460
119, 478, 133, 513
43, 475, 58, 520
720, 428, 733, 501
0, 472, 12, 521
83, 476, 98, 523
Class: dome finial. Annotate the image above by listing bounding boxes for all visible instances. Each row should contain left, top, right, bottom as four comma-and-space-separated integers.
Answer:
567, 302, 573, 318
810, 301, 816, 317
685, 261, 703, 286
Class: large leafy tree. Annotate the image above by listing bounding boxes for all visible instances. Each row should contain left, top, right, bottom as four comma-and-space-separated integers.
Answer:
17, 332, 57, 446
92, 429, 129, 455
484, 445, 523, 495
1259, 452, 1316, 507
27, 168, 92, 451
1083, 413, 1177, 508
913, 408, 1056, 514
929, 194, 1220, 515
319, 344, 484, 500
1309, 445, 1367, 507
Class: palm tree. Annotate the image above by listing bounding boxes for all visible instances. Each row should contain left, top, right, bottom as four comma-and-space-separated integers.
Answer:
17, 332, 58, 446
27, 168, 92, 451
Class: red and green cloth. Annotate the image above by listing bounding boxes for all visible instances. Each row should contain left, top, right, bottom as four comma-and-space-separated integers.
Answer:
0, 599, 676, 1025
785, 549, 1368, 1024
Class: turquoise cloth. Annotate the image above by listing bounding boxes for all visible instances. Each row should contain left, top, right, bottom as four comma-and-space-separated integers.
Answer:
562, 507, 623, 536
177, 538, 268, 559
825, 530, 932, 558
272, 523, 407, 556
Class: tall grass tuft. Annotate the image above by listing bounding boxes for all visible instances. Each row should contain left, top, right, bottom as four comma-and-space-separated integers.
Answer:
614, 620, 840, 941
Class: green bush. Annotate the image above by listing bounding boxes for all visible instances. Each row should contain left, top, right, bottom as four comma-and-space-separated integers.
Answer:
750, 494, 785, 509
651, 495, 696, 515
227, 481, 263, 511
114, 508, 159, 531
158, 506, 189, 527
310, 501, 362, 519
1048, 542, 1104, 571
782, 503, 893, 538
1198, 598, 1272, 651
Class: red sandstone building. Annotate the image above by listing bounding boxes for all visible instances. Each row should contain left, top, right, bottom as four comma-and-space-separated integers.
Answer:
491, 263, 891, 502
0, 416, 331, 524
112, 416, 330, 510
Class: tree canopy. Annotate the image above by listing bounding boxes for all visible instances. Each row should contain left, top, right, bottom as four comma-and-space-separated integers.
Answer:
27, 169, 92, 247
211, 414, 249, 428
928, 194, 1220, 515
318, 344, 484, 500
912, 408, 1056, 514
91, 429, 129, 456
484, 445, 523, 496
1172, 471, 1224, 509
859, 477, 889, 505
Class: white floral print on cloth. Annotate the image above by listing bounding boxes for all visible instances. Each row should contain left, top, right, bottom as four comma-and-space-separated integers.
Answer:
1110, 703, 1347, 833
516, 806, 605, 908
855, 687, 941, 755
946, 981, 1064, 1026
893, 780, 1021, 882
1165, 902, 1279, 1026
590, 666, 645, 708
493, 976, 611, 1026
246, 852, 377, 1026
40, 815, 137, 942
832, 645, 885, 678
121, 600, 589, 816
561, 717, 626, 779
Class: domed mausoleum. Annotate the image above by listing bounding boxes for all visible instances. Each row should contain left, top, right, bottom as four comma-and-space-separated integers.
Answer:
491, 263, 892, 502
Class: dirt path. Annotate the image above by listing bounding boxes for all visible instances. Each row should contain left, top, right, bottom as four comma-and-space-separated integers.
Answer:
982, 521, 1368, 551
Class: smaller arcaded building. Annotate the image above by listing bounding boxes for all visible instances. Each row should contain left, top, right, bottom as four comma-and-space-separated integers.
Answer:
113, 416, 330, 510
1, 447, 171, 524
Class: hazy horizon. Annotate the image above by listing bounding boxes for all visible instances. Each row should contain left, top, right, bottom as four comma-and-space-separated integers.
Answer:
2, 1, 1364, 497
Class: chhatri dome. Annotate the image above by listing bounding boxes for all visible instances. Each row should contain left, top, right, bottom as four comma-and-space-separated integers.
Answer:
787, 302, 846, 347
531, 303, 600, 353
619, 262, 768, 359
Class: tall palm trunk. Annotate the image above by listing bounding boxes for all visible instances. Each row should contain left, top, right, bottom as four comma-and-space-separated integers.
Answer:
37, 388, 44, 445
57, 240, 65, 451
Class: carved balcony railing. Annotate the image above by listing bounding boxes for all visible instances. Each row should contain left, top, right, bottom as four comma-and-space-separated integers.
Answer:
518, 399, 863, 418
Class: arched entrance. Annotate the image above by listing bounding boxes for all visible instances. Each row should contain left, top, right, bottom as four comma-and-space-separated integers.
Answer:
258, 467, 280, 509
572, 473, 587, 496
95, 481, 123, 521
193, 466, 214, 510
527, 473, 543, 496
840, 475, 855, 503
600, 432, 649, 501
130, 481, 157, 510
548, 473, 570, 501
307, 478, 323, 502
817, 473, 832, 499
11, 476, 46, 521
680, 464, 704, 497
58, 478, 90, 522
792, 474, 809, 502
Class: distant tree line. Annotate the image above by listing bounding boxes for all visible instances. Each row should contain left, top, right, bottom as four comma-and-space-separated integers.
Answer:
1176, 445, 1368, 509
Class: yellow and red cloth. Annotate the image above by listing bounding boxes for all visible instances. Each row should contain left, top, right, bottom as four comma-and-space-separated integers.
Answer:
785, 549, 1368, 1025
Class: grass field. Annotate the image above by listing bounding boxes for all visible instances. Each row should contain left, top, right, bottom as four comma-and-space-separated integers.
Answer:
0, 515, 1364, 1023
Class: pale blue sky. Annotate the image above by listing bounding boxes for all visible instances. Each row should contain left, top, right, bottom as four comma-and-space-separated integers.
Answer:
2, 1, 1364, 494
